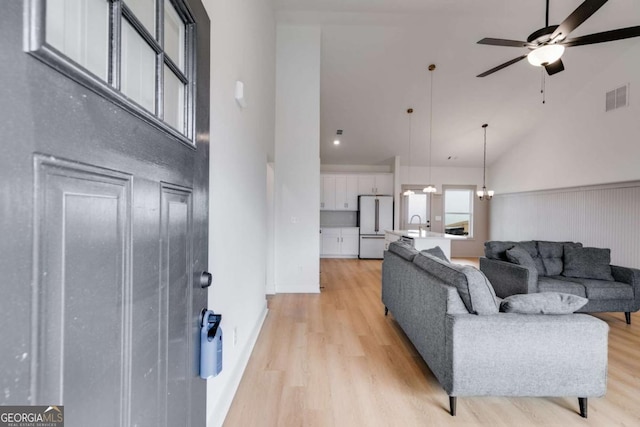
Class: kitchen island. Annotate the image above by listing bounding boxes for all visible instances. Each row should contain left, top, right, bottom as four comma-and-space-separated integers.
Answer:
384, 230, 451, 260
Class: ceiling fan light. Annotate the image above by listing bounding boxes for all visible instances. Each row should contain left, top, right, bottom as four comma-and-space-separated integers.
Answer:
527, 44, 565, 67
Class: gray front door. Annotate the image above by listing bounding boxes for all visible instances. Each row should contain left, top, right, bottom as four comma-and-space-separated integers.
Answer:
0, 1, 210, 426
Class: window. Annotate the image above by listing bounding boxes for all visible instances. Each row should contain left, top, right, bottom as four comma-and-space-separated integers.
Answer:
443, 187, 474, 238
26, 0, 196, 145
400, 185, 431, 231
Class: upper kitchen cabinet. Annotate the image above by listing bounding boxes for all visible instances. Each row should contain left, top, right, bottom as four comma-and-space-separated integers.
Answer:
321, 174, 358, 211
321, 174, 336, 210
335, 175, 358, 210
358, 174, 393, 195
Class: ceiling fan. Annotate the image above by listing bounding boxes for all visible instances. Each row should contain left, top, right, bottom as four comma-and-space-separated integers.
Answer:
476, 0, 640, 77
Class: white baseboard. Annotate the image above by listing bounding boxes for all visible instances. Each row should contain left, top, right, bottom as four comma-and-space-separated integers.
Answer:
208, 302, 268, 427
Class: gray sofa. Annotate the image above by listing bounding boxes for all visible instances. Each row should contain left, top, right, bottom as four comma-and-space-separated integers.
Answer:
382, 241, 608, 418
480, 240, 640, 324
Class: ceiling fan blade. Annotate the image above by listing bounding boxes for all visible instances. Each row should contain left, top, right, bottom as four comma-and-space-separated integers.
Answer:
561, 26, 640, 47
550, 0, 608, 42
545, 59, 565, 75
476, 55, 528, 77
477, 38, 534, 48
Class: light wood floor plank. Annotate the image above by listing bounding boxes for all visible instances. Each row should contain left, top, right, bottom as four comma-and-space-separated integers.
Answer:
223, 258, 640, 426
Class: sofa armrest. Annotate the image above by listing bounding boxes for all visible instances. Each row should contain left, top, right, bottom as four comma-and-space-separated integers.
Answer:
611, 265, 640, 311
479, 257, 537, 298
444, 313, 608, 397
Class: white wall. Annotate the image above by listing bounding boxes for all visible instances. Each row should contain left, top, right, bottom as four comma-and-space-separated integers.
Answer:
266, 162, 275, 294
490, 45, 640, 194
274, 25, 321, 293
204, 0, 275, 425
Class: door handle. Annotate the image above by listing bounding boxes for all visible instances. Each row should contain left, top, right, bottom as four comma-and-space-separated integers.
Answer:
199, 271, 213, 288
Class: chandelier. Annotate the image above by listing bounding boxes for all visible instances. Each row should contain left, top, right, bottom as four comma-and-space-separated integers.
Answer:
477, 123, 494, 201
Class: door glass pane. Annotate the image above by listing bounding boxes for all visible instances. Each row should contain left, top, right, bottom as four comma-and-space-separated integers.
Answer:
164, 0, 185, 71
121, 20, 156, 113
164, 65, 185, 132
125, 0, 156, 35
46, 0, 109, 80
407, 193, 427, 226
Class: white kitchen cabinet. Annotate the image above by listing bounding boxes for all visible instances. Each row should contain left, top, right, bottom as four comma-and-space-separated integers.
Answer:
335, 175, 358, 210
320, 175, 336, 210
340, 227, 360, 255
321, 174, 358, 211
357, 174, 393, 195
320, 227, 359, 257
321, 228, 341, 255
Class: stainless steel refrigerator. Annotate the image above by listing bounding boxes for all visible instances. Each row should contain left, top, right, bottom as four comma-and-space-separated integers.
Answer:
358, 195, 393, 259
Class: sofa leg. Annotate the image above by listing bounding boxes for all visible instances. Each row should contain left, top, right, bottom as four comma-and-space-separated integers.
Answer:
384, 306, 388, 316
625, 312, 631, 325
579, 397, 587, 418
449, 396, 457, 416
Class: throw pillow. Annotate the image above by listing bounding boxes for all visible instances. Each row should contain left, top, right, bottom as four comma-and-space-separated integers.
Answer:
420, 246, 449, 263
505, 246, 539, 282
500, 292, 588, 314
562, 246, 614, 281
388, 240, 419, 261
413, 254, 499, 315
458, 266, 500, 315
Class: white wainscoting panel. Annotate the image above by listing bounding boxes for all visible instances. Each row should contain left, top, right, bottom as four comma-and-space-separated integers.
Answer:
490, 182, 640, 268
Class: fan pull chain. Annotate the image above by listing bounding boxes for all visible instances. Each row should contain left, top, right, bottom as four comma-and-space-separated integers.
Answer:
541, 69, 546, 104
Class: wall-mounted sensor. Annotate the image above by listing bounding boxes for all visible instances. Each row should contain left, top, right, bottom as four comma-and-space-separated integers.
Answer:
235, 80, 246, 108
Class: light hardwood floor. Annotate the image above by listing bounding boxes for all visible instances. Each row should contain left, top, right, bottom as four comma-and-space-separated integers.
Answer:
224, 258, 640, 426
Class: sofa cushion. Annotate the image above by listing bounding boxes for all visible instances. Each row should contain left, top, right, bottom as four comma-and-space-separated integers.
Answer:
538, 276, 587, 298
574, 279, 634, 300
537, 241, 582, 276
388, 240, 419, 261
562, 246, 614, 281
421, 246, 449, 263
413, 253, 499, 315
500, 292, 588, 314
485, 241, 545, 276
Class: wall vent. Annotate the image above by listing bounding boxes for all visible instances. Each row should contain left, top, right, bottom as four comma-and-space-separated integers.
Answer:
605, 84, 629, 112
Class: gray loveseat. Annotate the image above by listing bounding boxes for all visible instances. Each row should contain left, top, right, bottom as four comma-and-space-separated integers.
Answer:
480, 240, 640, 324
382, 241, 608, 418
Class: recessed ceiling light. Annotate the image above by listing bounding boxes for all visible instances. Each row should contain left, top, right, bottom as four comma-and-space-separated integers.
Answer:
333, 139, 340, 145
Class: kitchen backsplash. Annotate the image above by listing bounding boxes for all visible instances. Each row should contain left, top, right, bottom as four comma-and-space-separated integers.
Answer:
320, 211, 358, 227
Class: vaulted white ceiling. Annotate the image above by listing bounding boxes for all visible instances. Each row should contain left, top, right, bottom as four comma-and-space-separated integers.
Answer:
275, 0, 640, 167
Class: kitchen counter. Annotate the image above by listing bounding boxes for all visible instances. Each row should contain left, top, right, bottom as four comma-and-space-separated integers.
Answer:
384, 230, 452, 259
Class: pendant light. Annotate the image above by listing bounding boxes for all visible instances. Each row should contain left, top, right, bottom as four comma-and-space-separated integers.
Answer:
423, 64, 437, 193
403, 108, 415, 196
477, 123, 494, 201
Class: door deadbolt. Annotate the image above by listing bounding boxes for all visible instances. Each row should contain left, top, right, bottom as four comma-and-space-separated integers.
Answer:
199, 271, 213, 288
